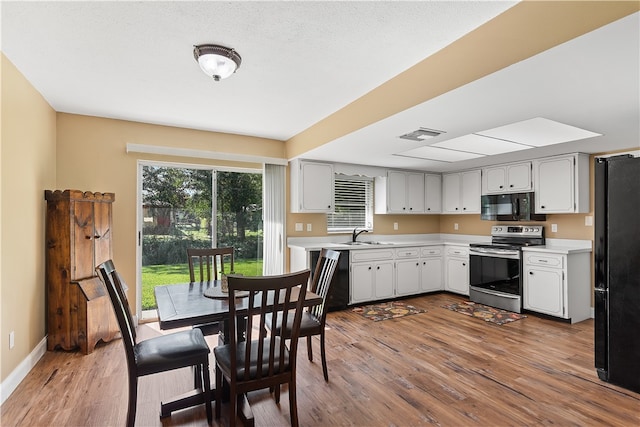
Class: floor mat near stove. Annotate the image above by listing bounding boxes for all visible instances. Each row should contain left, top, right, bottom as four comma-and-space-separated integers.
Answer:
442, 301, 526, 325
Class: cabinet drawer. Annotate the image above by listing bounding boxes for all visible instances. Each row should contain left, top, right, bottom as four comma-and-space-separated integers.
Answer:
421, 247, 442, 257
524, 253, 564, 268
396, 248, 419, 258
446, 246, 468, 257
350, 248, 395, 262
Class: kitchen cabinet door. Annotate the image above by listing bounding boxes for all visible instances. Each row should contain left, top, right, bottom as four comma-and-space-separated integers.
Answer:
443, 173, 461, 213
421, 257, 443, 292
290, 160, 334, 213
523, 266, 564, 317
406, 172, 425, 213
533, 153, 589, 213
461, 170, 481, 213
351, 263, 375, 303
396, 259, 421, 296
482, 162, 532, 194
446, 258, 469, 295
483, 167, 507, 194
374, 261, 395, 299
424, 174, 442, 213
386, 171, 407, 213
534, 156, 574, 213
506, 162, 532, 192
443, 170, 481, 213
375, 171, 424, 214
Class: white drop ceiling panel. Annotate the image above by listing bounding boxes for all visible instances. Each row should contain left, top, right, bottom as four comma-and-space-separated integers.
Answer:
476, 117, 602, 147
395, 146, 485, 162
432, 134, 531, 155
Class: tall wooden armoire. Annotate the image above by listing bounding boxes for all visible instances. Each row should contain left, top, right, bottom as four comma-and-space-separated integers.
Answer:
45, 189, 119, 354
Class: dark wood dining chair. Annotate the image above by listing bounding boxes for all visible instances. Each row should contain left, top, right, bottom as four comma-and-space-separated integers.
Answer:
96, 260, 212, 427
187, 247, 235, 282
214, 270, 310, 427
267, 248, 340, 381
187, 247, 235, 336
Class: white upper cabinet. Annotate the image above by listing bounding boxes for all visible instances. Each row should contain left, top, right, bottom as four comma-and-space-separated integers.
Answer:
482, 162, 532, 194
289, 159, 334, 213
424, 174, 442, 214
443, 170, 481, 214
533, 153, 589, 213
375, 171, 425, 214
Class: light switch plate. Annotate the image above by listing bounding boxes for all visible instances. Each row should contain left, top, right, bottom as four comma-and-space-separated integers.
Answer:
551, 224, 558, 233
295, 223, 303, 232
585, 216, 593, 226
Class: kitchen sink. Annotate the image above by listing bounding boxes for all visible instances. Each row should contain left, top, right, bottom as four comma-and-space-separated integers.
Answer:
342, 241, 394, 246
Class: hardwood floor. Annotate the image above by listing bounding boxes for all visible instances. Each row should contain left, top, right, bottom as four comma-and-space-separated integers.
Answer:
2, 293, 639, 426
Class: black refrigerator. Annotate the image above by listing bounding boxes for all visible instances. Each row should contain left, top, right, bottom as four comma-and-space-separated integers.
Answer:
594, 154, 640, 393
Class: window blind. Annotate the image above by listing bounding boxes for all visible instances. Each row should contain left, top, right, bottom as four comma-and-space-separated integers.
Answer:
327, 176, 373, 232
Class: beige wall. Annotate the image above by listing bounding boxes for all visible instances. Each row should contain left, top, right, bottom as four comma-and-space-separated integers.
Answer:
1, 54, 57, 382
55, 114, 286, 313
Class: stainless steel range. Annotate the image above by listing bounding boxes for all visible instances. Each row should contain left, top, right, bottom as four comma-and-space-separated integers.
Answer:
469, 225, 545, 313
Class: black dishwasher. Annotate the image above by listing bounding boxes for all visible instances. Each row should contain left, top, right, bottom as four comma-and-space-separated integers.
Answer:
309, 249, 350, 311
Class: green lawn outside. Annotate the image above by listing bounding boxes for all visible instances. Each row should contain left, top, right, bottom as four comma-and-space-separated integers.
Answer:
141, 260, 264, 310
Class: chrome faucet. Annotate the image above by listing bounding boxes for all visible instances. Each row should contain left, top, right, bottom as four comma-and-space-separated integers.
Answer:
352, 227, 370, 243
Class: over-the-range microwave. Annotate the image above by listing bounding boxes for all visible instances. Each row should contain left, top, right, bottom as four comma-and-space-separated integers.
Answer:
480, 192, 546, 221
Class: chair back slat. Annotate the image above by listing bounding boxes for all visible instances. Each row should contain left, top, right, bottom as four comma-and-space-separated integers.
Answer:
187, 247, 235, 282
226, 270, 309, 385
96, 260, 137, 372
309, 249, 341, 320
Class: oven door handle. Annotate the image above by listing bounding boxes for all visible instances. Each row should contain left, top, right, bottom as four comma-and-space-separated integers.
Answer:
470, 249, 520, 259
470, 286, 521, 299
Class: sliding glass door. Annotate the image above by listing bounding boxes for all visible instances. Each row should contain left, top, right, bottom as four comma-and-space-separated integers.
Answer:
138, 162, 262, 315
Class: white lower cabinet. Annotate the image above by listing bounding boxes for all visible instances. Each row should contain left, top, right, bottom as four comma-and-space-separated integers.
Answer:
522, 250, 591, 323
350, 245, 444, 304
444, 245, 469, 295
396, 248, 421, 296
420, 247, 443, 293
350, 249, 395, 304
523, 263, 564, 317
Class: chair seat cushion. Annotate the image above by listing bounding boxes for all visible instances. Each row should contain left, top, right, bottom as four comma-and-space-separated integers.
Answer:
214, 337, 291, 380
135, 328, 210, 376
266, 311, 322, 338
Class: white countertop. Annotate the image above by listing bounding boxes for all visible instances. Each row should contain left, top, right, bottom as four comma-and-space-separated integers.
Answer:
522, 238, 592, 254
288, 233, 489, 251
289, 234, 592, 253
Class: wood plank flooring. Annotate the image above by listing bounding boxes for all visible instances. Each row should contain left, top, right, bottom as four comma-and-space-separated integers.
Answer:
2, 293, 639, 426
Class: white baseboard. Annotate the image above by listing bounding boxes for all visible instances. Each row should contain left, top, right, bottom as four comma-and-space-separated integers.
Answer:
0, 336, 47, 405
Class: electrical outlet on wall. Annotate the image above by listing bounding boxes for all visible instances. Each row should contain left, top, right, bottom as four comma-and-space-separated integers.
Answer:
295, 223, 303, 232
454, 223, 459, 230
393, 222, 398, 230
551, 224, 558, 233
306, 223, 312, 232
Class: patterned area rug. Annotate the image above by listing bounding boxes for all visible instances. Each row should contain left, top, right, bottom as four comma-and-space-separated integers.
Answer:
443, 301, 526, 325
353, 301, 426, 322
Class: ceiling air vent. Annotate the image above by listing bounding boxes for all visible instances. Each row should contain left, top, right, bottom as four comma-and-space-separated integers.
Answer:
398, 128, 444, 141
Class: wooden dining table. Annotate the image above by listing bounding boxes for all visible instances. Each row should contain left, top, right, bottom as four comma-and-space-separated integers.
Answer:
154, 279, 322, 425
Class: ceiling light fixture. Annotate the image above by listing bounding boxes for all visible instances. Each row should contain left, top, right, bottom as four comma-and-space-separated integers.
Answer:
193, 44, 242, 81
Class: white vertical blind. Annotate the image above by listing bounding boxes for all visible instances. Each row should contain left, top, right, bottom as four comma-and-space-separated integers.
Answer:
327, 176, 373, 232
262, 163, 286, 275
